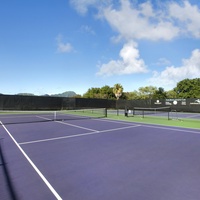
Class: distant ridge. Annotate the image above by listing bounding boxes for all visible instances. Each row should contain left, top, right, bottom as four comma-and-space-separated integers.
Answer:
16, 93, 35, 96
50, 91, 77, 97
15, 91, 77, 97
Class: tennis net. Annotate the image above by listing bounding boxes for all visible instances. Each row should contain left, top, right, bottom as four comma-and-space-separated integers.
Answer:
0, 108, 107, 125
126, 106, 171, 119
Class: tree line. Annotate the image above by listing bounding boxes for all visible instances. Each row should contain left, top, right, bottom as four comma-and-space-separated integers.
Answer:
81, 78, 200, 100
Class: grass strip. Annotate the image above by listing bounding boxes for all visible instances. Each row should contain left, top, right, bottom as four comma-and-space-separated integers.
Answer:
107, 114, 200, 129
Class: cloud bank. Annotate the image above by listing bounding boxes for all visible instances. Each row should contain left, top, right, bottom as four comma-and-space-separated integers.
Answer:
70, 0, 200, 88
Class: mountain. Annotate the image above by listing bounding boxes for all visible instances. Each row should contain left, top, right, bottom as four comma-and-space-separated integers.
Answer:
50, 91, 77, 97
16, 93, 35, 96
3, 91, 77, 97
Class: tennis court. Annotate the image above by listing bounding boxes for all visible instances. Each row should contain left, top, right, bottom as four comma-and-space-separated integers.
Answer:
1, 110, 200, 200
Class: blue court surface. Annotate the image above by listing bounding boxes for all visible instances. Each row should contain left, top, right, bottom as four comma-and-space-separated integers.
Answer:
1, 118, 200, 200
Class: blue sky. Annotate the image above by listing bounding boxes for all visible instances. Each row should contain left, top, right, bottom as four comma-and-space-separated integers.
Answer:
0, 0, 200, 95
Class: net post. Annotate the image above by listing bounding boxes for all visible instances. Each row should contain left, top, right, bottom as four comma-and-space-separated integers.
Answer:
168, 107, 170, 120
54, 111, 56, 121
105, 108, 107, 117
133, 107, 135, 116
124, 107, 128, 117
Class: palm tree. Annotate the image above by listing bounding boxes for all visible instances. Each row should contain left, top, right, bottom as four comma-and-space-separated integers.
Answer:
113, 83, 123, 100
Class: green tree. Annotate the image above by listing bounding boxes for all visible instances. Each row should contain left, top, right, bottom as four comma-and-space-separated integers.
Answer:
113, 83, 123, 100
83, 85, 116, 99
166, 90, 177, 98
124, 91, 139, 100
83, 87, 101, 98
174, 78, 200, 98
152, 87, 167, 99
138, 86, 157, 99
100, 85, 115, 99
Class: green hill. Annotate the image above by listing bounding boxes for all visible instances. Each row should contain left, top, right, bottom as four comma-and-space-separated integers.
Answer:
50, 91, 77, 97
15, 91, 77, 97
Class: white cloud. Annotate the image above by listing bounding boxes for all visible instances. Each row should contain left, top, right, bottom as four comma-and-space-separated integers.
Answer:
96, 41, 147, 76
70, 0, 112, 15
70, 0, 200, 40
153, 58, 171, 66
57, 43, 73, 53
80, 25, 95, 35
169, 1, 200, 38
56, 34, 73, 53
70, 0, 200, 81
148, 49, 200, 89
97, 0, 200, 41
70, 0, 97, 15
101, 0, 180, 41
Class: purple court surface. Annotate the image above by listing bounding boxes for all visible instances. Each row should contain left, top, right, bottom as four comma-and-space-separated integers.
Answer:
1, 118, 200, 200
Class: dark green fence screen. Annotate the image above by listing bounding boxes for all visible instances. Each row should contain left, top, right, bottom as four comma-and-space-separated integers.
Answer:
0, 95, 199, 112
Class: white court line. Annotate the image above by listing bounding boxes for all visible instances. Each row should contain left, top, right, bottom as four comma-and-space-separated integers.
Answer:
184, 113, 200, 119
38, 115, 98, 132
19, 125, 141, 145
0, 121, 62, 200
50, 116, 200, 135
56, 120, 98, 132
19, 116, 200, 146
143, 124, 200, 134
95, 118, 140, 126
97, 118, 200, 134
